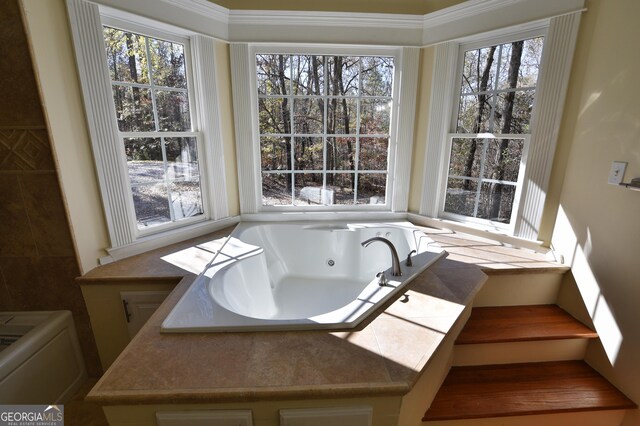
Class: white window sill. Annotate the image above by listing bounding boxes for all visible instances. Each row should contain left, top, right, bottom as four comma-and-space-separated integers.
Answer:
101, 216, 241, 265
407, 212, 552, 255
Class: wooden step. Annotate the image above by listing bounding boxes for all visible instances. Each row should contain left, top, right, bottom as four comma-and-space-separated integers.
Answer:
456, 305, 597, 345
423, 361, 637, 421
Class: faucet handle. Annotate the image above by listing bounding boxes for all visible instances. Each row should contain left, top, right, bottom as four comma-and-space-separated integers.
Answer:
406, 250, 417, 267
376, 271, 389, 286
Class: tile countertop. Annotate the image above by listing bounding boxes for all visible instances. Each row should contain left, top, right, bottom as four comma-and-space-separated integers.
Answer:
84, 225, 487, 405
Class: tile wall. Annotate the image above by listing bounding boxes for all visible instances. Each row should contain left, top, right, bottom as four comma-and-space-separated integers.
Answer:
0, 0, 101, 376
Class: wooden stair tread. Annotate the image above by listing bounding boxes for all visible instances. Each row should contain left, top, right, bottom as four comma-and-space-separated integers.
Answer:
456, 305, 598, 344
423, 361, 637, 421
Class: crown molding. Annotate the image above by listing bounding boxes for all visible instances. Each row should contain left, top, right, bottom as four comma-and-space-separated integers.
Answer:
101, 0, 585, 46
229, 10, 424, 30
158, 0, 230, 23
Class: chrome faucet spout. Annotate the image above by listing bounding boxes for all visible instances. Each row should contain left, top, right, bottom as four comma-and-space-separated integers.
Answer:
361, 237, 402, 276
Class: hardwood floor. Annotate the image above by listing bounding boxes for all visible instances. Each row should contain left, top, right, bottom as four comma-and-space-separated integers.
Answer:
423, 361, 637, 421
456, 305, 598, 345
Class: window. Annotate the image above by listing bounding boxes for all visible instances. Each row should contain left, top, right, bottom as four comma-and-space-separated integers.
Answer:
255, 54, 395, 207
102, 26, 205, 231
442, 36, 544, 226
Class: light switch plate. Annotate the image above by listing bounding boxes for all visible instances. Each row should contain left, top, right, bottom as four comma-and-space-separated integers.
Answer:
608, 161, 627, 185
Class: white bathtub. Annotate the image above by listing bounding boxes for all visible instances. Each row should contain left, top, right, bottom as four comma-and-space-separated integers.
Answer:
0, 311, 86, 404
162, 221, 446, 332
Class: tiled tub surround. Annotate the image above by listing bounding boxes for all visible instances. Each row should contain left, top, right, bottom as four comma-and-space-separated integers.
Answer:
83, 225, 487, 412
0, 0, 100, 376
163, 222, 447, 332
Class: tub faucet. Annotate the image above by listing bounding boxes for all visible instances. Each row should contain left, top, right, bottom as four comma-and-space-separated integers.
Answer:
361, 237, 402, 276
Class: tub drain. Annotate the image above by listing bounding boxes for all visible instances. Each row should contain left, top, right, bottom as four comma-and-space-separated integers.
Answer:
327, 259, 335, 267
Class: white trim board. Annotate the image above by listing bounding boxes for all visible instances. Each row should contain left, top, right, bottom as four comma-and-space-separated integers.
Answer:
90, 0, 585, 46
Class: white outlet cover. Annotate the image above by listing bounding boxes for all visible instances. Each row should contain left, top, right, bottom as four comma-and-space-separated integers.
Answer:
608, 161, 627, 185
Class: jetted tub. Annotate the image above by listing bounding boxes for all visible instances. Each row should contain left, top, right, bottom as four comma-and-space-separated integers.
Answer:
162, 221, 446, 332
0, 311, 86, 403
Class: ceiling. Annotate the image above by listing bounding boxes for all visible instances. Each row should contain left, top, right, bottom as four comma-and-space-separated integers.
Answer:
205, 0, 466, 15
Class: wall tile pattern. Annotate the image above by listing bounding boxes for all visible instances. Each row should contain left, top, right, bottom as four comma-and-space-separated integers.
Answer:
0, 0, 101, 376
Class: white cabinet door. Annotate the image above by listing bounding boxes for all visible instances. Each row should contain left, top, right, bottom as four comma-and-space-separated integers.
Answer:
280, 407, 372, 426
156, 410, 253, 426
120, 291, 170, 339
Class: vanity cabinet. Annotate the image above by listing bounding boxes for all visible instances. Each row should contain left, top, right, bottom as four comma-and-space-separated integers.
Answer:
81, 281, 177, 370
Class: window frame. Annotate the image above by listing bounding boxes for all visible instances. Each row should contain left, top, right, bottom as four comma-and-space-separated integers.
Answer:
438, 32, 544, 232
231, 43, 419, 217
246, 44, 404, 213
101, 18, 210, 237
67, 1, 231, 255
418, 15, 582, 241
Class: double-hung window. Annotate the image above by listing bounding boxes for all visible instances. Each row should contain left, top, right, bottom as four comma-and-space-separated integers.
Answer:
421, 14, 581, 241
102, 26, 204, 231
255, 51, 397, 208
68, 0, 231, 256
442, 36, 544, 227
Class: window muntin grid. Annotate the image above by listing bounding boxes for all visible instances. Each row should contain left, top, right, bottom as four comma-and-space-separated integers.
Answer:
103, 26, 204, 230
443, 36, 543, 225
256, 54, 394, 206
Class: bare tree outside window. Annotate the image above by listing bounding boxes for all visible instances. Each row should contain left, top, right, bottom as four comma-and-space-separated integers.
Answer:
444, 37, 543, 224
103, 27, 203, 229
257, 54, 394, 206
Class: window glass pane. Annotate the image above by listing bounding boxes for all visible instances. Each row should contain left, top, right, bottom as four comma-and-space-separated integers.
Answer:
327, 173, 354, 205
169, 181, 203, 220
156, 90, 191, 131
294, 137, 323, 170
359, 138, 388, 171
103, 27, 149, 84
497, 38, 543, 90
519, 37, 543, 87
292, 55, 324, 96
360, 57, 393, 97
448, 138, 482, 178
461, 47, 497, 94
124, 138, 163, 185
261, 137, 291, 171
476, 182, 516, 223
259, 97, 289, 134
494, 91, 534, 134
327, 98, 357, 134
356, 173, 386, 205
484, 139, 523, 182
256, 54, 290, 95
360, 99, 390, 134
132, 183, 171, 228
165, 137, 199, 181
456, 94, 494, 133
150, 39, 187, 89
294, 173, 326, 205
444, 178, 477, 217
326, 137, 355, 171
294, 98, 323, 134
262, 173, 292, 205
113, 85, 155, 132
258, 54, 394, 207
327, 56, 359, 96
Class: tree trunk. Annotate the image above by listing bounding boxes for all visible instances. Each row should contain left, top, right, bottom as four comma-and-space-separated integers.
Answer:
488, 41, 523, 220
277, 55, 292, 190
462, 46, 496, 191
